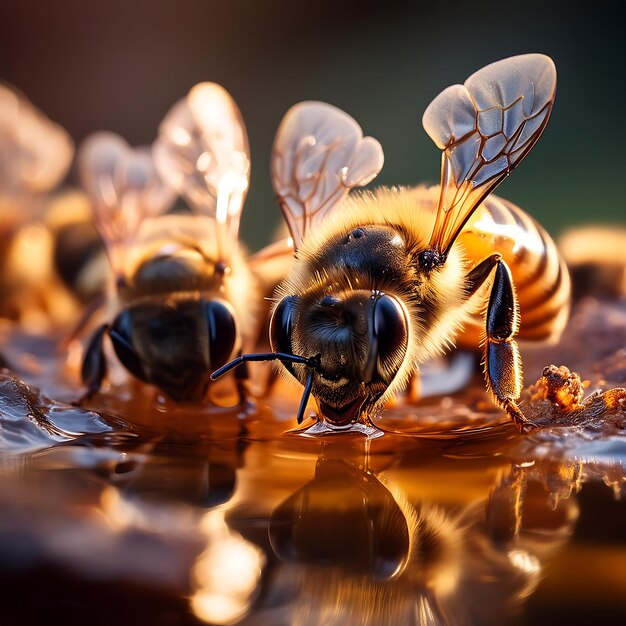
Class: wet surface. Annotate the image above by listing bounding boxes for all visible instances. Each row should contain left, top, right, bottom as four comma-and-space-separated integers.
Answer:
0, 298, 625, 625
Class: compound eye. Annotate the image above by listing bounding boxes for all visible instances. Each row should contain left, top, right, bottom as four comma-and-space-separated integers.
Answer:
372, 294, 409, 381
270, 295, 298, 358
204, 300, 237, 370
110, 310, 147, 381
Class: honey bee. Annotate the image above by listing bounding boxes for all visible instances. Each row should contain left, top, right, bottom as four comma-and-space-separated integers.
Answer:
0, 83, 74, 217
0, 82, 76, 325
558, 226, 626, 301
213, 54, 571, 432
78, 83, 264, 403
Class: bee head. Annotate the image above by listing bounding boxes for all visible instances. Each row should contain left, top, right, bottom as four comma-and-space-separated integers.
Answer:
270, 289, 409, 425
109, 298, 237, 401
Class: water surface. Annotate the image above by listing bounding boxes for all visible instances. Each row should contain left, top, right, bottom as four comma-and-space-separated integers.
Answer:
0, 297, 625, 626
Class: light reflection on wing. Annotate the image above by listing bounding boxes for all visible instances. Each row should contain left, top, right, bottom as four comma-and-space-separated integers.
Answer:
271, 101, 383, 249
152, 83, 250, 254
78, 132, 173, 276
422, 54, 556, 255
0, 82, 73, 199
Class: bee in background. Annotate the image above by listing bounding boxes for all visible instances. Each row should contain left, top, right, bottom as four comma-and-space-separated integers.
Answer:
558, 226, 626, 302
78, 82, 262, 403
46, 190, 108, 307
0, 83, 73, 221
0, 83, 77, 325
213, 54, 570, 432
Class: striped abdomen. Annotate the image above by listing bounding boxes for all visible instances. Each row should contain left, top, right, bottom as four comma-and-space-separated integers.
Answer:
457, 194, 571, 344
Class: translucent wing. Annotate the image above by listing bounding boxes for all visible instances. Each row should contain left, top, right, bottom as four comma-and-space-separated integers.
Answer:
271, 101, 384, 249
152, 82, 249, 252
422, 54, 556, 255
78, 131, 174, 275
0, 82, 73, 198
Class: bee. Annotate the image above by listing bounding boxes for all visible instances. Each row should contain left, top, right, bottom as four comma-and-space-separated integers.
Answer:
78, 83, 263, 403
558, 226, 626, 301
0, 82, 74, 217
213, 54, 571, 432
0, 82, 76, 325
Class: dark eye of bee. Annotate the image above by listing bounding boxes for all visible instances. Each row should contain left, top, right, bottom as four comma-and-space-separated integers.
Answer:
109, 311, 147, 381
270, 296, 298, 356
203, 300, 237, 370
370, 294, 409, 382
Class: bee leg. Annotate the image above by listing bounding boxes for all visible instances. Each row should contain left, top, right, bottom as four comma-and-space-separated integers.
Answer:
229, 353, 253, 436
59, 291, 107, 351
76, 323, 109, 405
465, 253, 501, 297
469, 257, 537, 432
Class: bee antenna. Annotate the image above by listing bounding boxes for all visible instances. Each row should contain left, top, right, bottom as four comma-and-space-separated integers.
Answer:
210, 352, 319, 381
296, 366, 316, 425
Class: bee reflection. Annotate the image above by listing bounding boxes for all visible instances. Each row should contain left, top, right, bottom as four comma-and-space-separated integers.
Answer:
31, 434, 245, 511
270, 458, 413, 581
259, 456, 579, 626
111, 442, 242, 510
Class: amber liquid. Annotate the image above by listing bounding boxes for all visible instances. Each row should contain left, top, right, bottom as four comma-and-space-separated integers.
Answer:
0, 298, 625, 626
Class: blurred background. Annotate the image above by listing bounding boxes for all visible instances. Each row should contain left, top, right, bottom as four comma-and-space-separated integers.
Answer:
0, 0, 624, 251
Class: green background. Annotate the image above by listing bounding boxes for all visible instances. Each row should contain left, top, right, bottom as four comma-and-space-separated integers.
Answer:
1, 0, 624, 251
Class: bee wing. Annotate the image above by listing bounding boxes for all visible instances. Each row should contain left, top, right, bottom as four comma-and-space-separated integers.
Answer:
422, 54, 556, 255
152, 82, 250, 251
271, 101, 384, 249
78, 131, 174, 275
0, 82, 74, 197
